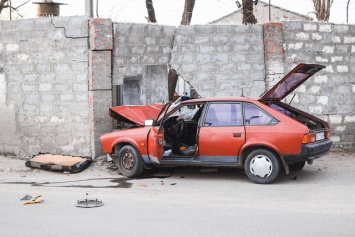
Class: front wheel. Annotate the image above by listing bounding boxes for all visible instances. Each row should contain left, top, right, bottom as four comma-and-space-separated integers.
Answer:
244, 149, 280, 184
117, 145, 144, 178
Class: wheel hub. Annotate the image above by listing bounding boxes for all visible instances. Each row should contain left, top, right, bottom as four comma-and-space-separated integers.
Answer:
250, 155, 273, 178
122, 152, 134, 171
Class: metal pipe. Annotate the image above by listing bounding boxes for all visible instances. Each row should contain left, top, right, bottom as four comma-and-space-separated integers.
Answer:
269, 0, 271, 22
9, 0, 12, 20
347, 0, 351, 23
85, 0, 93, 17
96, 0, 99, 17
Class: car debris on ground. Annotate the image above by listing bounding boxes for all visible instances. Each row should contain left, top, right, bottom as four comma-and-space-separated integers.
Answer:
25, 154, 92, 173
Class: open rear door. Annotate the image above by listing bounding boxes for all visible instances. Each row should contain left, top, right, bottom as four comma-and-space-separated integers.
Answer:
147, 127, 164, 164
260, 64, 325, 101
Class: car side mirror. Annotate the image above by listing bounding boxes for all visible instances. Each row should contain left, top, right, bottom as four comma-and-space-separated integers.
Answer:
144, 119, 154, 126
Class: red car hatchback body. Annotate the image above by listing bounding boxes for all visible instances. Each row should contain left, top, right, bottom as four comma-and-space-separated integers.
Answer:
100, 64, 332, 184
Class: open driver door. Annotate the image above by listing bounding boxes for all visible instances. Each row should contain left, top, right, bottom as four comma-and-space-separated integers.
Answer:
147, 126, 164, 164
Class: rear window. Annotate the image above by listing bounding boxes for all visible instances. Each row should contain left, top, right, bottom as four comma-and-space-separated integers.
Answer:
244, 103, 273, 125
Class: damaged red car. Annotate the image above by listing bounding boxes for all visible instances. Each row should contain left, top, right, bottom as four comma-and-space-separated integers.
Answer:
100, 64, 332, 184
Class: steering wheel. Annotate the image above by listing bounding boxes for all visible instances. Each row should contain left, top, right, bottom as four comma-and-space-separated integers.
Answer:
173, 118, 185, 139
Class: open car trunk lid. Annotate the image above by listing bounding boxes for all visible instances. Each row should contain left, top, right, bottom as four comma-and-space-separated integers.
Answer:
109, 104, 164, 126
260, 64, 325, 101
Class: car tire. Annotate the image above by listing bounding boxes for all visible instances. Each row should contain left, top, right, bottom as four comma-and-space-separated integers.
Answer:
244, 149, 280, 184
288, 161, 306, 172
117, 145, 144, 178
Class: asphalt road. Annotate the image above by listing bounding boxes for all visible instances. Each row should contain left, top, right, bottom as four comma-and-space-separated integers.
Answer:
0, 152, 354, 237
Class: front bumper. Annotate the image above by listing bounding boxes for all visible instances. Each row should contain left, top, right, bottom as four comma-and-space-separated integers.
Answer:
282, 139, 333, 165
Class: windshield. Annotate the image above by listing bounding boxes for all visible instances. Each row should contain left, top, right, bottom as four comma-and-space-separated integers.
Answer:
156, 102, 173, 125
156, 96, 192, 124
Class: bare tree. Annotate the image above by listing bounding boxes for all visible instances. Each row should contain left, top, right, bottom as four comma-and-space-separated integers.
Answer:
312, 0, 334, 21
0, 0, 9, 15
0, 0, 30, 18
167, 68, 178, 102
145, 0, 157, 23
242, 0, 257, 25
181, 0, 195, 25
144, 0, 196, 101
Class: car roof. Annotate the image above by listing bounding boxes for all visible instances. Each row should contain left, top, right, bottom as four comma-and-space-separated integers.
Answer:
180, 96, 258, 104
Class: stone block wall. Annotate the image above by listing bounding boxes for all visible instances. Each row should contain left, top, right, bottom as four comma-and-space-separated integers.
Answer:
0, 16, 91, 157
170, 25, 266, 98
1, 18, 355, 158
282, 21, 355, 148
112, 23, 174, 104
89, 18, 113, 157
264, 22, 284, 89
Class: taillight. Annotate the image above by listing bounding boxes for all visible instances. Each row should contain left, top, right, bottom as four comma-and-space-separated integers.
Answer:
326, 129, 330, 138
302, 133, 316, 144
302, 129, 330, 144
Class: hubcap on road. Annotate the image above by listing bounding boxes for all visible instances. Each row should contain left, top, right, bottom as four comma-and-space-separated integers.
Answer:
122, 152, 134, 171
250, 155, 273, 178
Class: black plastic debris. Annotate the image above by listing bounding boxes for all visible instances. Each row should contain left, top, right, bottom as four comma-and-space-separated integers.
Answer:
107, 161, 118, 171
76, 199, 103, 208
25, 154, 91, 173
20, 195, 32, 201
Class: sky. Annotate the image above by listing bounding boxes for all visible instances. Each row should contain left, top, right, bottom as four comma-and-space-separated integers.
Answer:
2, 0, 355, 24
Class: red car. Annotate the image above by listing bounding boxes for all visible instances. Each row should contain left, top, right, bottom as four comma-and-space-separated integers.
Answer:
100, 64, 332, 184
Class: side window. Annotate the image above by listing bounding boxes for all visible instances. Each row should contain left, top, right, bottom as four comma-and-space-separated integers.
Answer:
204, 103, 242, 126
167, 103, 204, 121
244, 103, 272, 125
178, 105, 199, 120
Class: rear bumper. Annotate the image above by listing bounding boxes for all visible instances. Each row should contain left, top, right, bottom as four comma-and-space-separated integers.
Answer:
282, 139, 333, 165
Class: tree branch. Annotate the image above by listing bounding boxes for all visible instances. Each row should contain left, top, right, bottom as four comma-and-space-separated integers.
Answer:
181, 0, 195, 25
13, 0, 31, 10
145, 0, 157, 23
0, 0, 30, 16
0, 0, 9, 15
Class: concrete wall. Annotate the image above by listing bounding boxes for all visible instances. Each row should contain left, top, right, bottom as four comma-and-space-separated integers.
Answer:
264, 22, 285, 89
0, 16, 91, 157
1, 18, 355, 159
282, 21, 355, 149
170, 25, 265, 98
89, 18, 114, 158
112, 23, 174, 104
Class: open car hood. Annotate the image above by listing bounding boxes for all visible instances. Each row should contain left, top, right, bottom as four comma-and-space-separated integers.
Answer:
260, 64, 325, 101
109, 104, 164, 126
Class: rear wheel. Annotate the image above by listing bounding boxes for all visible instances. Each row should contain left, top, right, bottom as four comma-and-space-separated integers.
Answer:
117, 145, 143, 178
289, 161, 306, 172
244, 149, 280, 184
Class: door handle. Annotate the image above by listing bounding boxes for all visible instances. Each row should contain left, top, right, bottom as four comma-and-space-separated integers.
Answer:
233, 133, 242, 137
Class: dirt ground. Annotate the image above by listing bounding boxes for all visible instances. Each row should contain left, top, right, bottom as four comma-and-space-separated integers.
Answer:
0, 151, 354, 179
0, 154, 117, 179
0, 151, 355, 236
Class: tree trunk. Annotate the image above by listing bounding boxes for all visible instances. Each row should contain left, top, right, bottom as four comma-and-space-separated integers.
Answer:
168, 69, 178, 102
313, 0, 333, 21
242, 0, 257, 25
181, 0, 195, 25
145, 0, 157, 23
0, 0, 9, 15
